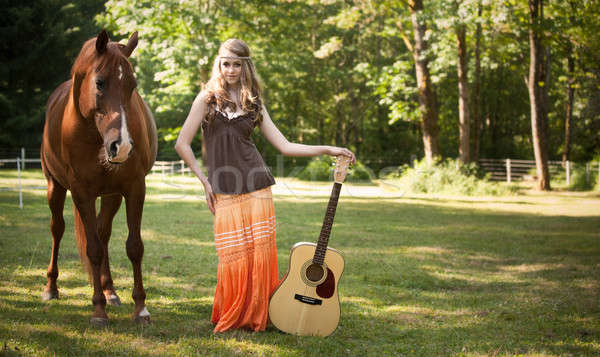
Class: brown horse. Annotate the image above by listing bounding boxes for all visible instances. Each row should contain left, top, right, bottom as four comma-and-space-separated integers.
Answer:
41, 30, 157, 326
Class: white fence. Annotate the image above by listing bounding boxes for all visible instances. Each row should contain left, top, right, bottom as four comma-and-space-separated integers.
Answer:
2, 152, 599, 209
479, 158, 600, 185
0, 157, 193, 209
0, 158, 193, 175
2, 155, 598, 185
151, 160, 192, 175
0, 157, 28, 208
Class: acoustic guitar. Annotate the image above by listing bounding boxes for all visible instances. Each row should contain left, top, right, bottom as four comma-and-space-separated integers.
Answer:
269, 155, 351, 337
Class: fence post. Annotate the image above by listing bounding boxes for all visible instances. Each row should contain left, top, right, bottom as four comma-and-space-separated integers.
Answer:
586, 163, 590, 186
566, 160, 571, 186
21, 147, 25, 170
17, 157, 23, 209
180, 160, 185, 175
506, 158, 511, 183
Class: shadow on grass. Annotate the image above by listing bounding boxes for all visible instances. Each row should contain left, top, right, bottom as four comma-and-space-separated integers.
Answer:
400, 195, 538, 206
1, 189, 599, 355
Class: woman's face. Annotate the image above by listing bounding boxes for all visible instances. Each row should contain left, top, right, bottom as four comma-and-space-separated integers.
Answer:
220, 50, 242, 86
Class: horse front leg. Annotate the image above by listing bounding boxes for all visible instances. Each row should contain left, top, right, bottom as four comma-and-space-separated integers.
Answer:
72, 193, 108, 327
97, 194, 123, 306
43, 177, 66, 301
125, 182, 149, 323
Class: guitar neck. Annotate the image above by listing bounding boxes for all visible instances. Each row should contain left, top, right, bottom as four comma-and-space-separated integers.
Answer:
313, 182, 342, 265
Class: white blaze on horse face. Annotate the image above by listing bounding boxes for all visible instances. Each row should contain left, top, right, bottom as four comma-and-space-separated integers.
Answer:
118, 65, 123, 80
111, 105, 133, 162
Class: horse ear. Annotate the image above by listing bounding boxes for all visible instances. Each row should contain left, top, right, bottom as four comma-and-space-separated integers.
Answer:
96, 30, 109, 54
122, 31, 138, 58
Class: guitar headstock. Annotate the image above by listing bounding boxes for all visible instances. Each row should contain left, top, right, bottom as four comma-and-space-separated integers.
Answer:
334, 155, 351, 184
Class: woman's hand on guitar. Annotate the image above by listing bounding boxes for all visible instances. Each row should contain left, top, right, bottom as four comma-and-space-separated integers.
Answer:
327, 146, 356, 164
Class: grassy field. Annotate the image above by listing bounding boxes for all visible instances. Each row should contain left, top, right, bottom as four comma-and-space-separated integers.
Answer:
0, 170, 599, 356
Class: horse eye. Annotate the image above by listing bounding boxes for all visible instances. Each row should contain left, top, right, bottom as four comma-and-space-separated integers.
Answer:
96, 78, 105, 91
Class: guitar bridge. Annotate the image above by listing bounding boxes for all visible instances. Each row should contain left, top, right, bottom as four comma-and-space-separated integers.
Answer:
294, 294, 322, 305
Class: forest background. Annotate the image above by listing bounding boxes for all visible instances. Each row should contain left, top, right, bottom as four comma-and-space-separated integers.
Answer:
2, 0, 599, 191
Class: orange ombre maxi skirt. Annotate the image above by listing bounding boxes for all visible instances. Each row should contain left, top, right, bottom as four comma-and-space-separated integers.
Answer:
211, 187, 279, 332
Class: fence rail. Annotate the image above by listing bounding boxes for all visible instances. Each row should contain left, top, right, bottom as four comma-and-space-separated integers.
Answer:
0, 158, 194, 175
0, 157, 196, 209
2, 148, 599, 209
1, 153, 598, 184
479, 158, 600, 186
151, 160, 192, 175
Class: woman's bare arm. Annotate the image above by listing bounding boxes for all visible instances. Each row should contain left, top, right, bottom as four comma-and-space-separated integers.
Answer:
258, 106, 355, 162
174, 91, 216, 214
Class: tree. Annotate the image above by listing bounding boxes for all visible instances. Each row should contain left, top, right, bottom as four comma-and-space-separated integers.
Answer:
549, 0, 600, 163
526, 0, 551, 190
471, 0, 482, 163
447, 0, 474, 164
407, 0, 440, 163
456, 18, 470, 164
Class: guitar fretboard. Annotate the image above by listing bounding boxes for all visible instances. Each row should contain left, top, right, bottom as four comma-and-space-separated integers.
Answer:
313, 182, 342, 265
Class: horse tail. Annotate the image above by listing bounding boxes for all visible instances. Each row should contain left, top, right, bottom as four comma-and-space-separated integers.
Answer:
73, 205, 92, 282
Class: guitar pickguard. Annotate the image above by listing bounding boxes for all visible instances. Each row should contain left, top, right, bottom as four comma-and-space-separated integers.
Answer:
316, 267, 335, 298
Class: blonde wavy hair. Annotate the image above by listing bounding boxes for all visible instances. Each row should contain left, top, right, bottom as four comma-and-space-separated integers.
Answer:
203, 39, 263, 124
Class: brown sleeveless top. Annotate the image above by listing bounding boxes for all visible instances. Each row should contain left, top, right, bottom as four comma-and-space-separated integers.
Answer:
201, 109, 275, 195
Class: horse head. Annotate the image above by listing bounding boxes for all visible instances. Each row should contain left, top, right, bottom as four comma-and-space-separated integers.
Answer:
71, 30, 140, 164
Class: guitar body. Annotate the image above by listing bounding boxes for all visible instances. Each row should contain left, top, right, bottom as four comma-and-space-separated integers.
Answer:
269, 242, 344, 337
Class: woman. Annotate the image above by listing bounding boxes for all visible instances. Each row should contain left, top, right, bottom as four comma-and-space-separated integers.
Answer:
175, 38, 355, 333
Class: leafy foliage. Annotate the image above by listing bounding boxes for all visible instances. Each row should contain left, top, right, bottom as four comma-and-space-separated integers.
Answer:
389, 158, 518, 196
297, 156, 373, 182
568, 163, 599, 191
0, 0, 105, 148
297, 156, 333, 181
1, 0, 600, 186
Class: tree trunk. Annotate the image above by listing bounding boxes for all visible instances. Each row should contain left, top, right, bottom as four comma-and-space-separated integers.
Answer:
527, 0, 551, 190
456, 23, 470, 164
472, 0, 482, 164
562, 3, 576, 164
562, 52, 574, 164
409, 0, 439, 164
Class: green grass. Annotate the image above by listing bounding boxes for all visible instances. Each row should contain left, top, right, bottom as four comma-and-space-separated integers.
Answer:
1, 170, 599, 356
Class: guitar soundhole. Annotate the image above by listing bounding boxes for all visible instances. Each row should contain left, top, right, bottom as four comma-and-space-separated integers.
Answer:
306, 263, 324, 282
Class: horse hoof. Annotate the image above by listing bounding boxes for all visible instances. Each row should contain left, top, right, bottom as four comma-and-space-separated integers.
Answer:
107, 294, 121, 306
133, 306, 151, 324
89, 317, 109, 328
133, 315, 151, 324
41, 291, 58, 301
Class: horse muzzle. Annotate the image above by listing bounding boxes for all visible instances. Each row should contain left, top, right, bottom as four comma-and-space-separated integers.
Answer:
106, 137, 134, 164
